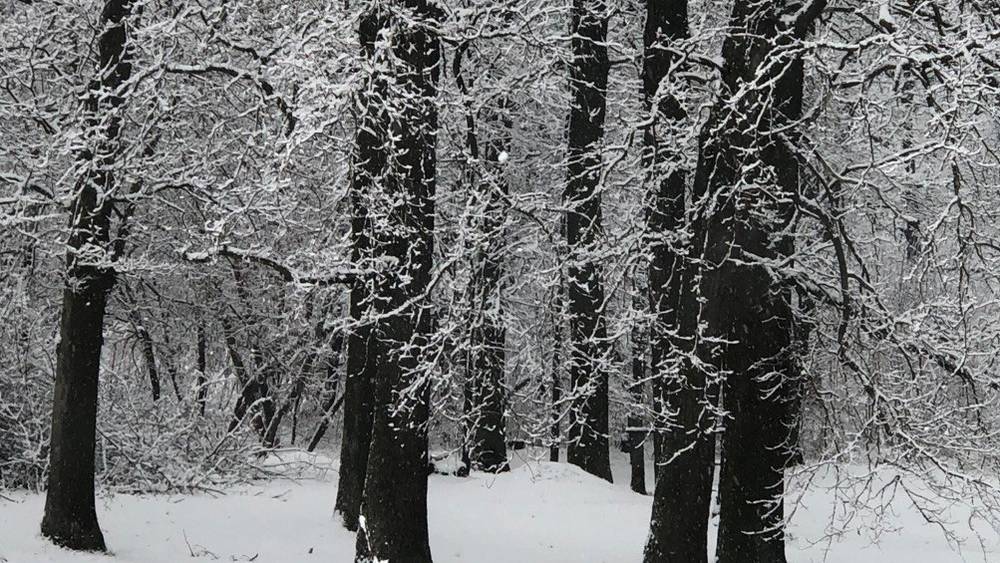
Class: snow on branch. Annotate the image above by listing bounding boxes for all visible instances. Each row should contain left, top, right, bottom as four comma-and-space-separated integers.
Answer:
181, 244, 359, 286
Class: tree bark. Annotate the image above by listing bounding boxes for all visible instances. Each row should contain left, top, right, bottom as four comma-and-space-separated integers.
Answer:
550, 219, 568, 464
122, 282, 160, 402
196, 319, 208, 416
462, 92, 511, 474
642, 2, 717, 561
160, 327, 183, 402
225, 261, 277, 439
333, 4, 384, 532
335, 259, 376, 531
304, 330, 344, 451
565, 0, 613, 483
41, 0, 134, 552
129, 306, 161, 402
219, 314, 272, 438
308, 387, 344, 453
627, 286, 646, 495
354, 3, 441, 561
263, 318, 331, 449
642, 0, 689, 469
696, 2, 822, 562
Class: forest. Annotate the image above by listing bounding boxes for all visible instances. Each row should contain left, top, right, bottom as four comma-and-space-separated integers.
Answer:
3, 0, 1000, 561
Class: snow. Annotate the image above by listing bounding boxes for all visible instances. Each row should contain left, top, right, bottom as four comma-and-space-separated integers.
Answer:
1, 452, 998, 562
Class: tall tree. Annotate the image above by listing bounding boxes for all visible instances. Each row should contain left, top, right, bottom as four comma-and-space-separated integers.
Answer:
41, 0, 135, 551
565, 0, 613, 483
643, 0, 690, 472
334, 5, 382, 530
196, 318, 208, 416
463, 112, 512, 472
354, 1, 442, 561
642, 2, 717, 561
627, 284, 647, 495
697, 1, 824, 561
455, 43, 512, 472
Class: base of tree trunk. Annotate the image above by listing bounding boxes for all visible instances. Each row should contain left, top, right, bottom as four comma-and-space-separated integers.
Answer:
567, 444, 613, 483
42, 282, 111, 554
627, 439, 646, 495
642, 437, 713, 563
41, 511, 107, 552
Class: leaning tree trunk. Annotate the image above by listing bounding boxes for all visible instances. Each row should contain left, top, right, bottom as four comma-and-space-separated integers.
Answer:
122, 282, 161, 402
355, 2, 441, 562
642, 1, 717, 561
219, 313, 273, 438
41, 0, 134, 552
698, 2, 823, 562
564, 0, 613, 483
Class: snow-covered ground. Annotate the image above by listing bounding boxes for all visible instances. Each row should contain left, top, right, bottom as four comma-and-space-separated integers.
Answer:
1, 451, 998, 562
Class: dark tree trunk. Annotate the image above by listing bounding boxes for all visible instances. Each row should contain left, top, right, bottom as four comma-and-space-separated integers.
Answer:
220, 315, 259, 435
161, 328, 183, 402
218, 314, 275, 441
308, 386, 344, 453
693, 2, 822, 562
304, 331, 343, 451
786, 292, 813, 467
550, 224, 567, 464
264, 318, 331, 449
290, 394, 301, 445
126, 291, 161, 402
225, 261, 277, 439
627, 286, 646, 495
334, 162, 377, 533
355, 3, 441, 561
549, 349, 561, 463
196, 319, 208, 416
565, 0, 613, 483
41, 0, 134, 552
642, 2, 717, 561
460, 88, 511, 474
333, 5, 384, 532
642, 0, 689, 469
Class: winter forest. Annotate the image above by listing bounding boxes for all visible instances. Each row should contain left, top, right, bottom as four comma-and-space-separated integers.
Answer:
3, 0, 1000, 561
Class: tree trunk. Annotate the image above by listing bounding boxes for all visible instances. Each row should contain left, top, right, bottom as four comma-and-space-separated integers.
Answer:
333, 4, 383, 532
627, 286, 646, 495
565, 0, 613, 483
308, 387, 344, 453
305, 331, 344, 451
264, 319, 330, 449
334, 148, 377, 534
161, 328, 183, 402
462, 94, 511, 474
127, 298, 161, 402
41, 0, 134, 552
219, 314, 270, 437
696, 2, 822, 562
225, 261, 277, 439
642, 2, 717, 561
643, 0, 689, 470
354, 3, 441, 561
549, 349, 561, 463
550, 220, 567, 464
196, 319, 208, 416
